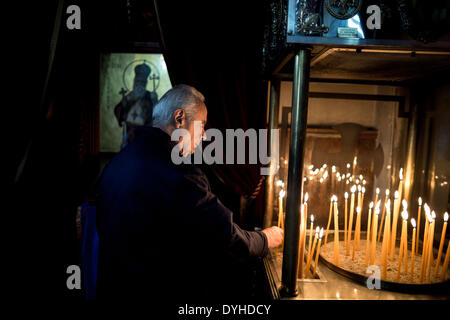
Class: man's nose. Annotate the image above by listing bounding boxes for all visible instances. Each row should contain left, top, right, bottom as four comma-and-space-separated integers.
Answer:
201, 130, 207, 141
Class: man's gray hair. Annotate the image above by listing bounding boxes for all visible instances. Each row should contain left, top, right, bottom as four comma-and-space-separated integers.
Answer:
152, 84, 205, 127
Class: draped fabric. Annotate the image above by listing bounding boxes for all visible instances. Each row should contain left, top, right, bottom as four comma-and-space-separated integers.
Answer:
156, 1, 268, 227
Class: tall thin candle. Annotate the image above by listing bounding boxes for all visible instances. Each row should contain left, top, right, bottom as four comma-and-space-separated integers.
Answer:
365, 202, 373, 267
390, 191, 400, 260
440, 239, 450, 281
347, 186, 356, 255
378, 189, 390, 242
396, 210, 408, 282
324, 195, 336, 253
313, 228, 324, 278
410, 219, 416, 283
381, 199, 391, 280
305, 227, 319, 278
353, 207, 361, 259
416, 197, 422, 255
307, 214, 314, 265
370, 202, 380, 266
434, 212, 448, 277
344, 192, 348, 250
334, 202, 340, 266
426, 211, 436, 282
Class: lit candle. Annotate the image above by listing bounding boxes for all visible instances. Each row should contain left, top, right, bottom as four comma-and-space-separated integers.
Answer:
416, 197, 422, 255
305, 227, 319, 278
307, 214, 314, 265
332, 165, 336, 193
398, 168, 404, 205
419, 204, 431, 283
370, 202, 380, 266
365, 202, 374, 267
352, 156, 357, 177
347, 186, 356, 255
410, 218, 416, 283
381, 199, 391, 280
357, 185, 362, 210
402, 200, 409, 274
277, 189, 285, 229
373, 188, 380, 237
396, 210, 408, 282
334, 202, 340, 266
298, 204, 305, 279
389, 191, 400, 260
426, 211, 436, 282
324, 195, 336, 253
440, 239, 450, 281
378, 189, 390, 242
361, 186, 366, 211
346, 163, 350, 175
313, 228, 324, 278
352, 207, 361, 260
304, 192, 309, 220
434, 212, 448, 278
344, 192, 348, 251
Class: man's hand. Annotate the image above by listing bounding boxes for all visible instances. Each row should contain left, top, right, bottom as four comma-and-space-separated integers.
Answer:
262, 226, 284, 248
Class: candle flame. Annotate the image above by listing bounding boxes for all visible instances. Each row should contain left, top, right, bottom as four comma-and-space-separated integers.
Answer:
344, 192, 348, 199
376, 187, 380, 194
424, 204, 431, 221
332, 165, 336, 173
353, 157, 357, 165
386, 189, 390, 196
346, 163, 351, 169
323, 171, 329, 179
319, 227, 324, 239
363, 180, 366, 185
386, 199, 391, 208
359, 174, 363, 180
346, 173, 351, 178
320, 178, 324, 183
402, 199, 408, 210
279, 189, 285, 198
394, 190, 399, 199
276, 180, 284, 187
358, 185, 362, 192
356, 179, 360, 185
356, 207, 361, 213
375, 206, 380, 215
346, 180, 350, 185
304, 177, 307, 182
432, 211, 436, 220
445, 212, 449, 222
338, 177, 342, 182
369, 201, 374, 209
401, 210, 408, 221
376, 200, 381, 209
399, 168, 404, 180
304, 192, 309, 203
316, 226, 320, 234
411, 218, 416, 228
351, 185, 356, 193
362, 187, 366, 194
308, 164, 314, 169
418, 197, 422, 206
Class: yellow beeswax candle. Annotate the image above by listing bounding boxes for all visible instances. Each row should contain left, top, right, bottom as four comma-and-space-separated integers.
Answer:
416, 197, 422, 255
434, 212, 448, 278
396, 210, 408, 282
390, 191, 401, 260
334, 202, 340, 265
307, 215, 314, 265
344, 192, 348, 251
440, 239, 450, 281
353, 207, 361, 260
410, 219, 416, 283
365, 202, 373, 267
305, 227, 319, 278
324, 195, 336, 253
378, 189, 389, 242
370, 202, 380, 266
313, 228, 324, 278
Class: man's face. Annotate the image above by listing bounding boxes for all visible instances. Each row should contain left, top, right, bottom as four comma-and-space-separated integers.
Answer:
185, 105, 207, 154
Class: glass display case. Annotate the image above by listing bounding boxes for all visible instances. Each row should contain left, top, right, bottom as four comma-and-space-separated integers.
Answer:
262, 0, 450, 299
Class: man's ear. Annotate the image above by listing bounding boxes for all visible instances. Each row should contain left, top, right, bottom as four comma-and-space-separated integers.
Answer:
173, 109, 185, 128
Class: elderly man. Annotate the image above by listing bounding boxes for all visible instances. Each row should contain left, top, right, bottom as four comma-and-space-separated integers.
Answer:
96, 84, 283, 301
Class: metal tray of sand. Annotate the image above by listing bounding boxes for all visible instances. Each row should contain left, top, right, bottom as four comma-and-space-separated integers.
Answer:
319, 230, 450, 293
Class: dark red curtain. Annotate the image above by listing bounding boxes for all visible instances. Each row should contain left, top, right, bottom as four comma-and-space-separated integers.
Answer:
157, 0, 268, 227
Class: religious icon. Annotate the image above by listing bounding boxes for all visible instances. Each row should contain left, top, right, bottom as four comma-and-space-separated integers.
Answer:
114, 60, 159, 148
99, 53, 172, 153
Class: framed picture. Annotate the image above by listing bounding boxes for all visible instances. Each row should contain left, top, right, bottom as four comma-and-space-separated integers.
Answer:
99, 51, 173, 153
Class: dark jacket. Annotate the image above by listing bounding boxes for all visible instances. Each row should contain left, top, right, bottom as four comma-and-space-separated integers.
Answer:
96, 126, 268, 301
